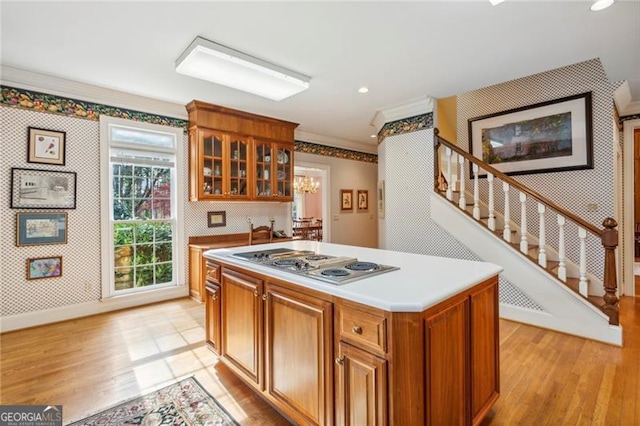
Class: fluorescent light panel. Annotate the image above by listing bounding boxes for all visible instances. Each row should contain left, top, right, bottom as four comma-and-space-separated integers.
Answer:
591, 0, 614, 11
176, 36, 310, 101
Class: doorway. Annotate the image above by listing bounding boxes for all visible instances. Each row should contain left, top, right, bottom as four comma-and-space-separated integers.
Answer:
623, 118, 640, 297
293, 162, 330, 242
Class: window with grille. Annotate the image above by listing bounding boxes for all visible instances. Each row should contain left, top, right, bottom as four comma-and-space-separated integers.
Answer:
100, 116, 183, 297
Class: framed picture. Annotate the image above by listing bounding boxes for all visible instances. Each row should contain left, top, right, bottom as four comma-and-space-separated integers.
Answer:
28, 127, 66, 165
10, 168, 77, 209
357, 190, 368, 211
341, 189, 353, 211
207, 211, 226, 227
16, 212, 67, 246
468, 92, 593, 176
377, 180, 385, 218
27, 256, 63, 280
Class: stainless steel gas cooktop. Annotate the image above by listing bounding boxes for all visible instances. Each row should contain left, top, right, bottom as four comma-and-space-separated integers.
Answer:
231, 248, 399, 285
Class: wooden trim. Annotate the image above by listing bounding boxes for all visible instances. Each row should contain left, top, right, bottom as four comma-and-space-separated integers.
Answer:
433, 128, 601, 236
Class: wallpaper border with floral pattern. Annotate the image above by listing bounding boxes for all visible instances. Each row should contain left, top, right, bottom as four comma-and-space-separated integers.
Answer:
378, 112, 434, 143
1, 85, 188, 130
294, 140, 377, 163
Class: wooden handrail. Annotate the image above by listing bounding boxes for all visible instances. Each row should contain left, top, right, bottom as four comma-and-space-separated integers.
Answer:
433, 128, 619, 325
434, 128, 601, 236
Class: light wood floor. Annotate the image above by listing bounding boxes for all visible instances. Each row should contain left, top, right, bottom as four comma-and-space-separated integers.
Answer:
1, 296, 638, 425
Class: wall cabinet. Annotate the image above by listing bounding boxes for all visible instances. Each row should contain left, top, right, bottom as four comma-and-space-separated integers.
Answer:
187, 101, 298, 202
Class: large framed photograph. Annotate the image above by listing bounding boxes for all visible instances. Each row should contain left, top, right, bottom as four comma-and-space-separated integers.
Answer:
468, 92, 593, 176
10, 168, 77, 209
28, 127, 66, 165
341, 189, 353, 211
16, 212, 68, 246
357, 190, 368, 211
27, 256, 63, 280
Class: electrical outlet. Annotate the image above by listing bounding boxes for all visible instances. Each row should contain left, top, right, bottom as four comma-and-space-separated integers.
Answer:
333, 215, 339, 221
84, 282, 93, 292
587, 203, 599, 212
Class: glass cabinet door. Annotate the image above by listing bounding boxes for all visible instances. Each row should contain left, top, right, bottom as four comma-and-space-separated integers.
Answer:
255, 141, 273, 199
202, 132, 224, 197
228, 136, 250, 198
274, 145, 293, 199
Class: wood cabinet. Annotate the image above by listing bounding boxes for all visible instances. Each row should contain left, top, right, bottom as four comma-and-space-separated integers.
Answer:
187, 101, 298, 202
218, 266, 333, 425
335, 342, 387, 426
205, 284, 221, 354
254, 139, 294, 200
208, 258, 499, 426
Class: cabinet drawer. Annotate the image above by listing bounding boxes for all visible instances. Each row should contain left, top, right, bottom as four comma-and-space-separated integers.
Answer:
338, 306, 387, 354
206, 261, 221, 284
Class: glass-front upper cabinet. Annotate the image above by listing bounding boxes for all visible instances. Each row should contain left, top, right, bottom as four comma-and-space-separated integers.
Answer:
196, 130, 250, 200
254, 140, 294, 201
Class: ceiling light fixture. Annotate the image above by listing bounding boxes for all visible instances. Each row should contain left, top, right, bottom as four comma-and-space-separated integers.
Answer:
489, 0, 506, 5
294, 175, 320, 194
175, 36, 310, 101
590, 0, 614, 11
358, 87, 369, 94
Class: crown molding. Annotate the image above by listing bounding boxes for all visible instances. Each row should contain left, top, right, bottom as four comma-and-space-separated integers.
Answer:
0, 65, 188, 119
371, 95, 434, 134
614, 81, 640, 116
295, 129, 377, 154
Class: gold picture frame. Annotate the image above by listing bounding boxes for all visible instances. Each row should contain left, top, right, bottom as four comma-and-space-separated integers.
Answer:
28, 127, 66, 166
340, 189, 353, 211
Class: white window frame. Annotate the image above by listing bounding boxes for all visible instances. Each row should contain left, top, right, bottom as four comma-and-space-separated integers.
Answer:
99, 115, 185, 299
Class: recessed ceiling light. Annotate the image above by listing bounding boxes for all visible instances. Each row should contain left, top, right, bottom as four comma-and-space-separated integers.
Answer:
591, 0, 614, 11
370, 134, 377, 138
489, 0, 506, 5
358, 87, 369, 94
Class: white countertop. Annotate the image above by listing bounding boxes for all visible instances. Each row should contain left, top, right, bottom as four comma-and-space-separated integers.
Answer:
204, 241, 503, 312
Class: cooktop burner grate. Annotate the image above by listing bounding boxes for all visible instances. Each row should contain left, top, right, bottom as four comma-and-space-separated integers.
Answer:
273, 259, 300, 267
345, 262, 380, 271
321, 269, 351, 277
305, 255, 330, 261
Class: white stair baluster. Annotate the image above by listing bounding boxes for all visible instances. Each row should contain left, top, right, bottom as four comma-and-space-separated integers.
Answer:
578, 227, 588, 296
503, 182, 511, 243
538, 204, 547, 268
487, 173, 496, 231
446, 148, 453, 201
473, 164, 480, 220
557, 215, 567, 282
519, 192, 528, 253
458, 155, 466, 209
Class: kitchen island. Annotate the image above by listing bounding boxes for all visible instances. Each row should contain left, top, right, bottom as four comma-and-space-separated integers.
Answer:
204, 241, 503, 426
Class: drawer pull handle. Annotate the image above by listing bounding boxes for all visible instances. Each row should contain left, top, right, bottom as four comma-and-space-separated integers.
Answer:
254, 289, 259, 297
335, 357, 344, 366
352, 326, 363, 335
262, 294, 267, 301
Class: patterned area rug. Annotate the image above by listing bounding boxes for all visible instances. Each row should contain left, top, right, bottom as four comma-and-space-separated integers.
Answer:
67, 377, 239, 426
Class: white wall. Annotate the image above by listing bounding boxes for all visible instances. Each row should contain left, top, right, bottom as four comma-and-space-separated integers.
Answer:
295, 151, 378, 248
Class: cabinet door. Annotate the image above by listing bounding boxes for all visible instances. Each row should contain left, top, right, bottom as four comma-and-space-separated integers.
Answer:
205, 284, 221, 354
335, 342, 388, 426
188, 246, 204, 302
425, 299, 469, 426
470, 280, 499, 424
273, 144, 293, 200
227, 135, 251, 199
200, 130, 225, 198
254, 140, 274, 200
264, 283, 333, 426
220, 269, 263, 388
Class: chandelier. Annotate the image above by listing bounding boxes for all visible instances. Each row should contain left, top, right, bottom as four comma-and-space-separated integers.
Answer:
294, 175, 320, 194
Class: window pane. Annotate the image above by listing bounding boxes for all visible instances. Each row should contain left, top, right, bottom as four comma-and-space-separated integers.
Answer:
135, 244, 154, 266
113, 199, 133, 220
111, 127, 175, 149
152, 200, 171, 219
115, 267, 134, 290
156, 243, 172, 262
134, 199, 152, 219
135, 224, 155, 243
135, 265, 154, 287
113, 176, 133, 198
155, 263, 173, 284
154, 222, 172, 242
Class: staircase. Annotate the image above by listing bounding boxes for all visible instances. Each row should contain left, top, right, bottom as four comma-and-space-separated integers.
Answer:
431, 129, 622, 345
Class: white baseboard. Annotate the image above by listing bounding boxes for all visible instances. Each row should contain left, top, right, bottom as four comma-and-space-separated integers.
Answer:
0, 286, 189, 333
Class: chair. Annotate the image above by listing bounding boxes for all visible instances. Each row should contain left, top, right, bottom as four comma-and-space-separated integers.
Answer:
249, 223, 273, 245
293, 218, 311, 240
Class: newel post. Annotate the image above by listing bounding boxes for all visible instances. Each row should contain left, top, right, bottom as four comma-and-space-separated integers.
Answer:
601, 217, 619, 326
434, 128, 442, 192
